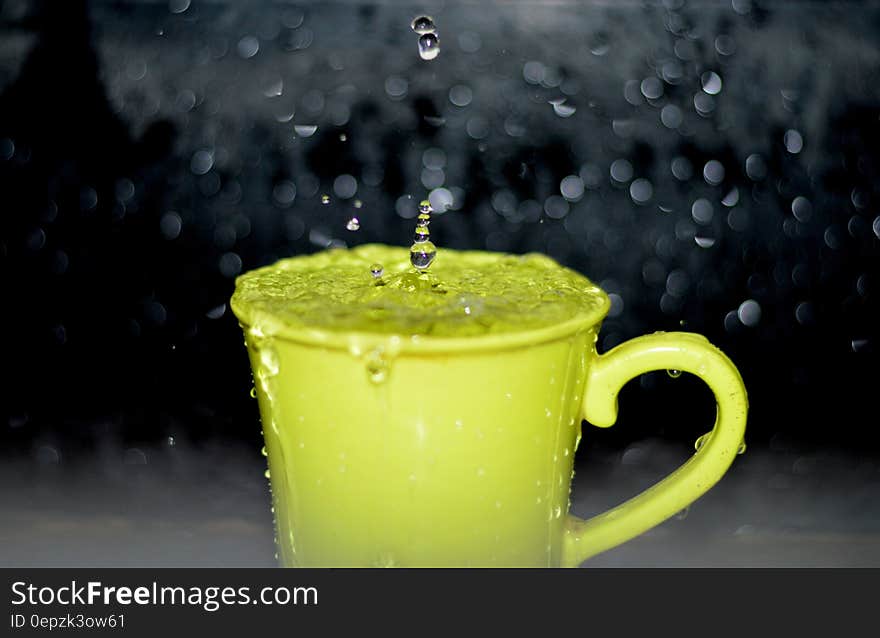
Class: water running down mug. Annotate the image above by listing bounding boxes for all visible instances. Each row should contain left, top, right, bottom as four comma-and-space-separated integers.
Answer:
231, 245, 748, 567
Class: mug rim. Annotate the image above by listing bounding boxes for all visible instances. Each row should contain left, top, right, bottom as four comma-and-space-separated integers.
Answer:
235, 294, 610, 355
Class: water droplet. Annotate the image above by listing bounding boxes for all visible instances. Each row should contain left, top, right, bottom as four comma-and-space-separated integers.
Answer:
166, 436, 176, 447
370, 263, 384, 278
260, 347, 280, 377
261, 446, 267, 457
321, 194, 330, 205
703, 160, 725, 185
418, 33, 440, 60
745, 154, 767, 181
169, 0, 191, 14
294, 124, 318, 138
410, 241, 437, 270
264, 469, 271, 479
640, 77, 664, 99
419, 200, 433, 215
411, 15, 436, 34
694, 432, 712, 451
852, 338, 870, 352
554, 506, 562, 519
250, 387, 257, 398
610, 159, 633, 183
551, 100, 576, 117
737, 441, 747, 455
346, 217, 360, 231
365, 349, 388, 384
721, 188, 740, 207
674, 506, 690, 520
694, 235, 716, 248
784, 129, 804, 154
667, 369, 682, 378
353, 199, 362, 209
701, 71, 722, 95
737, 299, 762, 326
413, 226, 430, 243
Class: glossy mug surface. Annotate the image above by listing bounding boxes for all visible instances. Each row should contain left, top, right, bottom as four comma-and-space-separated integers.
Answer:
231, 245, 748, 567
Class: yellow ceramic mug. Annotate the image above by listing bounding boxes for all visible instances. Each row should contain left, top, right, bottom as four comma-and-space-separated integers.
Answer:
231, 244, 747, 567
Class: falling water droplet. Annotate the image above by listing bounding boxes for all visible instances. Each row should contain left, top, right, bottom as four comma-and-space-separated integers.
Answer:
552, 101, 577, 117
346, 217, 360, 231
370, 263, 384, 278
418, 33, 440, 60
667, 369, 682, 378
411, 15, 436, 34
293, 124, 318, 137
410, 241, 437, 270
419, 199, 433, 214
321, 194, 330, 204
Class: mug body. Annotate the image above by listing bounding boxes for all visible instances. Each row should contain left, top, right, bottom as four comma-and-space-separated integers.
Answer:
246, 322, 600, 567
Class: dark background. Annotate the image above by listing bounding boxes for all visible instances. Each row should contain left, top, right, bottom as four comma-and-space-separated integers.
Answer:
0, 0, 878, 566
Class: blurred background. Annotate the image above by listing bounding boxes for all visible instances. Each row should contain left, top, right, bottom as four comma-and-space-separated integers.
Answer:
1, 0, 878, 566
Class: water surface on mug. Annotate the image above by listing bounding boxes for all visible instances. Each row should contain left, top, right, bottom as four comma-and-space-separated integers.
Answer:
231, 244, 607, 339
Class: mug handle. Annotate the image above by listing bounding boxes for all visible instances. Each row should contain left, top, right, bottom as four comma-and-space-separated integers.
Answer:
561, 331, 748, 567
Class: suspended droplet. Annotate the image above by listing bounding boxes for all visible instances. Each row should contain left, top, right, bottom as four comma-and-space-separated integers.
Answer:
346, 217, 360, 231
667, 369, 682, 378
261, 446, 268, 457
552, 100, 576, 117
418, 33, 440, 61
264, 469, 271, 479
410, 15, 436, 34
419, 200, 433, 214
353, 199, 363, 209
293, 124, 318, 137
250, 387, 257, 398
737, 441, 747, 455
370, 263, 384, 278
321, 194, 330, 205
413, 226, 430, 243
410, 241, 437, 270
